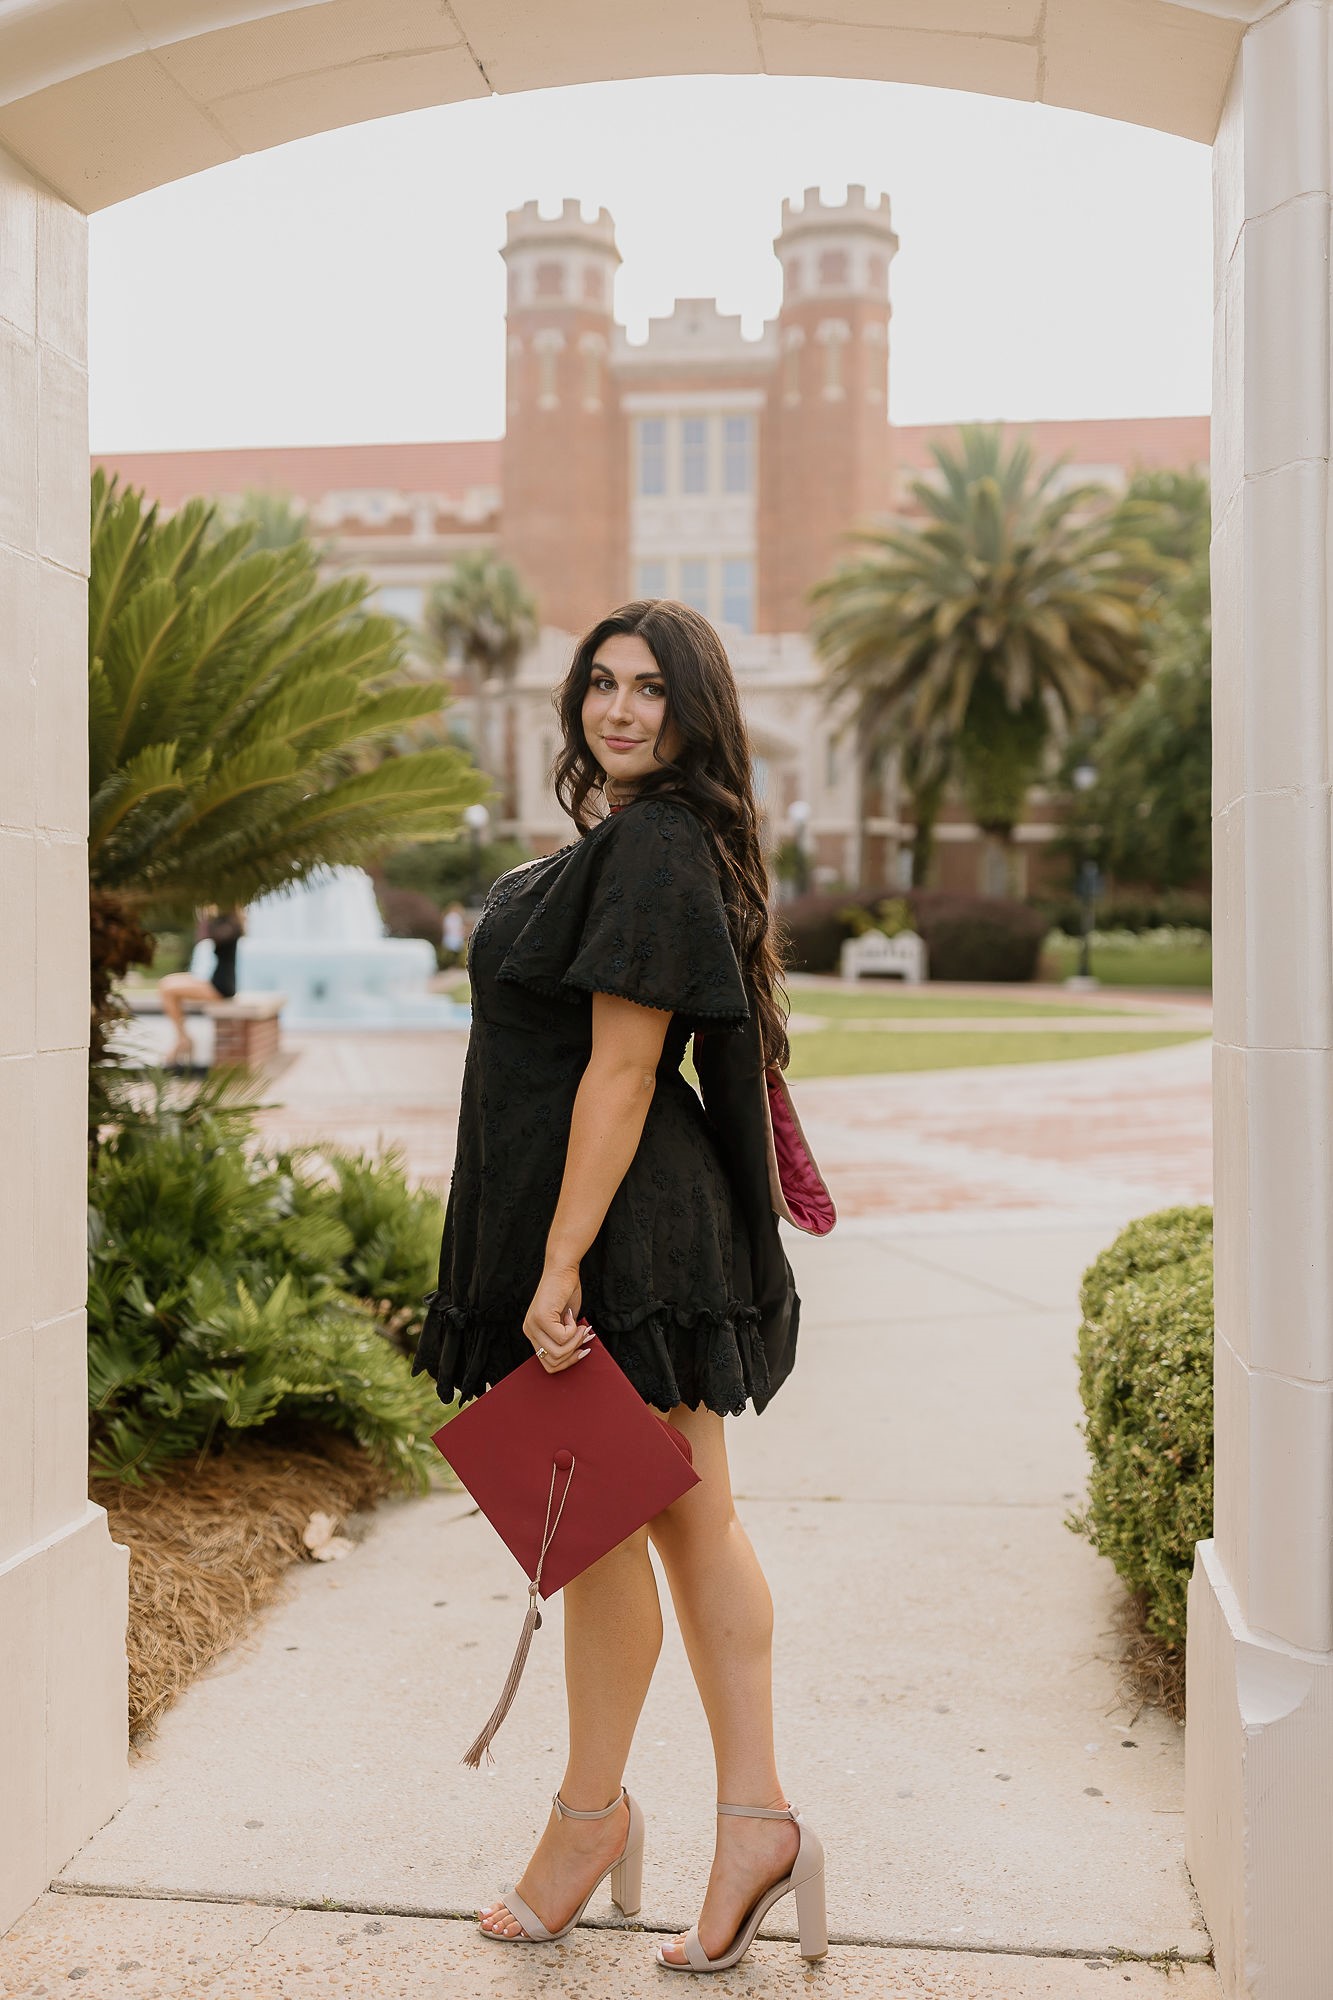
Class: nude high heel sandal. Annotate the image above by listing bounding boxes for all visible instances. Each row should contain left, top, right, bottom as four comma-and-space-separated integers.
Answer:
480, 1786, 644, 1943
655, 1801, 828, 1972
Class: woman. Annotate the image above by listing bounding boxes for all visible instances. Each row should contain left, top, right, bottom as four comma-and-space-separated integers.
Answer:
413, 600, 827, 1973
158, 908, 244, 1068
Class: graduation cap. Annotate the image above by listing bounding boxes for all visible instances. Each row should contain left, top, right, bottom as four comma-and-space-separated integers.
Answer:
432, 1334, 699, 1767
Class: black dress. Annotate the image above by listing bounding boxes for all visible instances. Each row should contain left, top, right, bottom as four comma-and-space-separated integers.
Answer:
412, 792, 795, 1418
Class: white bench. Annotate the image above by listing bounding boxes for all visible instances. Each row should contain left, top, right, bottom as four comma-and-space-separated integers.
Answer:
839, 930, 928, 984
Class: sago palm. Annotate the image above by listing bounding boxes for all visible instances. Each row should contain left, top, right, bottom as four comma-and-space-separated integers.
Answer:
88, 469, 487, 1053
425, 550, 538, 820
810, 424, 1166, 888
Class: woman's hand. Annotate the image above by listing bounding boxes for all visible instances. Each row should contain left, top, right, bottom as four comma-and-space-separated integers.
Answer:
523, 1262, 594, 1373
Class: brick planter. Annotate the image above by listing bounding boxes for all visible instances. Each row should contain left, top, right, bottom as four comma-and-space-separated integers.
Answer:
205, 995, 285, 1069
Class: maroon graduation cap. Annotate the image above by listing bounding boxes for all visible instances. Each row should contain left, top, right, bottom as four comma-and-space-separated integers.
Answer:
433, 1335, 699, 1767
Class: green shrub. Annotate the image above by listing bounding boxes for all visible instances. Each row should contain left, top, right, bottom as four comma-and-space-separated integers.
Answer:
1069, 1205, 1214, 1650
908, 890, 1046, 981
782, 886, 1045, 979
88, 1072, 446, 1486
1034, 889, 1212, 938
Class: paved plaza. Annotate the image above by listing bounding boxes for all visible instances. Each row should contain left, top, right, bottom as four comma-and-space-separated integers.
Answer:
5, 1015, 1219, 1996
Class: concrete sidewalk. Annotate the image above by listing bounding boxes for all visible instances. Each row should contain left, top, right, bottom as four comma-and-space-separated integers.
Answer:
3, 1040, 1219, 1996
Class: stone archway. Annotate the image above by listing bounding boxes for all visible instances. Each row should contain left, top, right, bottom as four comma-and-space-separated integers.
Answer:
0, 7, 1325, 1992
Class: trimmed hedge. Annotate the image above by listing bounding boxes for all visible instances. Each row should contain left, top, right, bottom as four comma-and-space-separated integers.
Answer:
1068, 1205, 1214, 1652
780, 887, 1046, 981
1035, 888, 1212, 938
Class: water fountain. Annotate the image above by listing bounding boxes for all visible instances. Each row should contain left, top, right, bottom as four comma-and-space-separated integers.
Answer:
190, 866, 470, 1030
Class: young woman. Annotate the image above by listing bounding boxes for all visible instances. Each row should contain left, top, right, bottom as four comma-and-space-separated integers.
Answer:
158, 907, 244, 1067
413, 599, 828, 1974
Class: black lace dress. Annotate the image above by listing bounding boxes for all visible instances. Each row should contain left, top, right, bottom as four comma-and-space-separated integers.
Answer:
412, 793, 781, 1417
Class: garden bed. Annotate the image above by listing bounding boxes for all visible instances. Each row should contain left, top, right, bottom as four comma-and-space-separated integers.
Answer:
97, 1427, 400, 1744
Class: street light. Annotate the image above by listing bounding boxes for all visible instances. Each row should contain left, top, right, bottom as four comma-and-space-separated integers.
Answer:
787, 798, 811, 898
1068, 762, 1101, 989
463, 801, 491, 908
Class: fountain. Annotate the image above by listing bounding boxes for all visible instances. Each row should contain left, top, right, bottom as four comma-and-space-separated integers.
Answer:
190, 866, 470, 1030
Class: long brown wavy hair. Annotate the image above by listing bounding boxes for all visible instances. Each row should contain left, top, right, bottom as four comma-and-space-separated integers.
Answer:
551, 599, 791, 1070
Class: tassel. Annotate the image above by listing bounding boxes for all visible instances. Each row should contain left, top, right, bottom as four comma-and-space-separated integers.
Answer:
461, 1451, 575, 1769
460, 1582, 543, 1770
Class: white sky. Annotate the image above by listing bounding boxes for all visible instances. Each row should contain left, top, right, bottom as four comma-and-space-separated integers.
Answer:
88, 73, 1212, 455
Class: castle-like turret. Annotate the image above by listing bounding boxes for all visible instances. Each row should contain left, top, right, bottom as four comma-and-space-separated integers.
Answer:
499, 200, 625, 634
759, 185, 898, 632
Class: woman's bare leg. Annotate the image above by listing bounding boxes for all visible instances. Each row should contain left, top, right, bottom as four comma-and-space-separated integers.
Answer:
479, 1525, 663, 1937
647, 1404, 800, 1965
158, 973, 217, 1062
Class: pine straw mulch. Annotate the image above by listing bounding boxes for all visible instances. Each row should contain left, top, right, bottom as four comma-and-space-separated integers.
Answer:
1110, 1589, 1186, 1724
93, 1428, 395, 1745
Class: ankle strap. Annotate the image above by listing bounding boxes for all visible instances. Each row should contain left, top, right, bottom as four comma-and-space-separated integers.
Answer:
553, 1786, 626, 1820
717, 1801, 796, 1819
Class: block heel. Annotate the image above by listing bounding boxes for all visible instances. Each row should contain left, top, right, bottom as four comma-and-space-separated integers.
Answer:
794, 1862, 828, 1959
611, 1826, 644, 1916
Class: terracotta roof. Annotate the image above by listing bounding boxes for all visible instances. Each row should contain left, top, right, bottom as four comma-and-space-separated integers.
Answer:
891, 413, 1209, 473
91, 439, 504, 507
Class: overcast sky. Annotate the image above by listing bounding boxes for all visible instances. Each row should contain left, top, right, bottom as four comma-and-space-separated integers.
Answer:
87, 73, 1212, 455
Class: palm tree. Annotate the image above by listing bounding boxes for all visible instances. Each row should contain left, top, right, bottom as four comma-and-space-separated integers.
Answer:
810, 424, 1167, 893
88, 469, 488, 1061
424, 552, 538, 823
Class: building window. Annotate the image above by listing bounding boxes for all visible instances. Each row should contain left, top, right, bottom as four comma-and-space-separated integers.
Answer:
636, 560, 668, 599
679, 558, 710, 614
637, 418, 667, 496
723, 416, 752, 494
582, 263, 604, 305
721, 559, 754, 634
824, 735, 838, 789
579, 333, 604, 407
535, 259, 565, 298
817, 319, 850, 400
819, 249, 849, 289
533, 327, 564, 408
681, 417, 709, 494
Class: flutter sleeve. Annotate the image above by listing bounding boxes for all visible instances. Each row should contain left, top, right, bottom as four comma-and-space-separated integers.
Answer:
496, 796, 750, 1030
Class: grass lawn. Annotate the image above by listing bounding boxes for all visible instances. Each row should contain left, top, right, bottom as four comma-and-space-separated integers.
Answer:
782, 985, 1133, 1021
1040, 937, 1212, 990
781, 1027, 1209, 1080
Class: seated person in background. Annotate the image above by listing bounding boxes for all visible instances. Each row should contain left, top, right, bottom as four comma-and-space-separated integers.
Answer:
159, 907, 244, 1067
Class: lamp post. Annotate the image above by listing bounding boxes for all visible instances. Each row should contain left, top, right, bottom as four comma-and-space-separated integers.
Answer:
787, 798, 811, 898
463, 801, 491, 908
1067, 762, 1101, 991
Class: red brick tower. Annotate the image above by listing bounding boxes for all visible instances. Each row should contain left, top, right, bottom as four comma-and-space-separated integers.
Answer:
759, 186, 898, 634
499, 200, 625, 635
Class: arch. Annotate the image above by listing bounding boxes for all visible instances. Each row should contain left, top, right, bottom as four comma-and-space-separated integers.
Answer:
0, 2, 1242, 212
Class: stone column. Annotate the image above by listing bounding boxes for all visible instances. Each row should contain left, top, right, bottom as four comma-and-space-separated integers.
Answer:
0, 142, 127, 1933
1186, 6, 1333, 1994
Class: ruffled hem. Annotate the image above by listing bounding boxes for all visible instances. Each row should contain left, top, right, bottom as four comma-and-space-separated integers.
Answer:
411, 1289, 771, 1418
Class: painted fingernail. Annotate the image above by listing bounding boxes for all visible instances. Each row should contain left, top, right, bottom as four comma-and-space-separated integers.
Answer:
577, 1348, 590, 1359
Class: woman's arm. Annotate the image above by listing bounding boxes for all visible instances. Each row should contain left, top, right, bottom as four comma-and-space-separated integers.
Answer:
522, 990, 671, 1372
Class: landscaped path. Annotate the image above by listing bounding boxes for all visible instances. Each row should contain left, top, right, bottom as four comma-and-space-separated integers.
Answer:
4, 1011, 1221, 1996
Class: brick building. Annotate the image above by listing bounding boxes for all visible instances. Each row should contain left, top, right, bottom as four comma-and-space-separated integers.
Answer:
96, 190, 1208, 898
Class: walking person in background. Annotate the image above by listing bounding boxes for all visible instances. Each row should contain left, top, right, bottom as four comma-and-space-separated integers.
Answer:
413, 599, 833, 1974
159, 907, 244, 1068
441, 900, 467, 966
